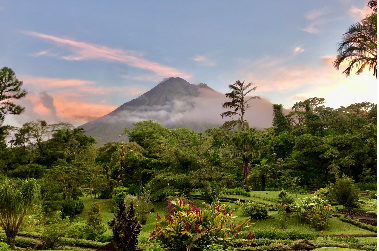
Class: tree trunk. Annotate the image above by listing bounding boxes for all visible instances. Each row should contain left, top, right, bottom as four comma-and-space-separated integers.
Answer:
240, 162, 250, 185
6, 231, 17, 250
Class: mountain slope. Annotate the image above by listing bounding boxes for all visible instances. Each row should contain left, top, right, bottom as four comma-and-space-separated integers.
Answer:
79, 77, 273, 146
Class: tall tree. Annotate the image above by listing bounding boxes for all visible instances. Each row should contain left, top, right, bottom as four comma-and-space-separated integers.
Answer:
0, 178, 40, 249
0, 67, 27, 125
333, 1, 377, 78
221, 80, 260, 130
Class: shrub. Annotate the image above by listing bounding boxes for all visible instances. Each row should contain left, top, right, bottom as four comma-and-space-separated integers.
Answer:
203, 244, 237, 251
41, 211, 70, 249
66, 221, 87, 239
224, 187, 250, 197
329, 175, 360, 209
293, 196, 333, 230
241, 201, 268, 220
109, 202, 141, 251
313, 187, 330, 202
0, 242, 10, 251
124, 189, 153, 225
250, 229, 315, 240
112, 186, 129, 203
201, 180, 224, 203
61, 200, 84, 218
85, 202, 107, 240
149, 198, 250, 251
277, 189, 294, 205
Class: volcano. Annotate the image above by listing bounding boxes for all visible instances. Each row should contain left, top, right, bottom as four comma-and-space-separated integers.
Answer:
79, 77, 273, 146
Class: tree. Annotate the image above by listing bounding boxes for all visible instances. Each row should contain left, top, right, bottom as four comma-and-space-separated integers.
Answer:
221, 80, 260, 130
0, 67, 27, 125
333, 1, 377, 78
0, 178, 40, 249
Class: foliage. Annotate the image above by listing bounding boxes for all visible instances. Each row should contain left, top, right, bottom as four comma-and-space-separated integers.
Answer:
277, 189, 294, 205
203, 244, 237, 251
109, 202, 141, 251
240, 201, 268, 220
313, 187, 331, 202
41, 211, 70, 250
149, 198, 250, 251
0, 242, 10, 251
112, 186, 129, 203
124, 189, 154, 224
224, 187, 250, 197
0, 178, 40, 249
85, 202, 106, 240
251, 229, 315, 240
293, 196, 333, 230
61, 199, 84, 219
0, 67, 27, 127
329, 175, 360, 209
333, 5, 377, 78
220, 80, 259, 130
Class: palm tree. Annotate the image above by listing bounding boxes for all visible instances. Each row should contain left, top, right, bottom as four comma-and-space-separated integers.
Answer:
333, 2, 377, 78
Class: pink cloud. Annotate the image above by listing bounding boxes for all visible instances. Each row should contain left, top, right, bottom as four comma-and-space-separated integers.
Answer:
305, 6, 331, 20
23, 77, 94, 88
192, 55, 216, 66
349, 5, 372, 21
25, 31, 190, 78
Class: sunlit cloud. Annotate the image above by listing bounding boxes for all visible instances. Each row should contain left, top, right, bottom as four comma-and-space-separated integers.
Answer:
349, 5, 372, 21
23, 76, 94, 88
294, 46, 305, 53
305, 6, 331, 20
29, 50, 58, 57
24, 31, 190, 78
237, 52, 377, 108
192, 55, 216, 67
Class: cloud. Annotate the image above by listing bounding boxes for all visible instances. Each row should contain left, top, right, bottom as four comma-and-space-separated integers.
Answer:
23, 76, 94, 88
39, 91, 57, 118
294, 46, 305, 53
236, 52, 377, 109
24, 31, 190, 78
121, 74, 165, 82
192, 55, 216, 67
349, 5, 372, 21
103, 87, 273, 130
305, 6, 331, 20
14, 92, 118, 125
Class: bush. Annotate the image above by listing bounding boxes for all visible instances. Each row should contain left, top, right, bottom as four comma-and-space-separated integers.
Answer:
203, 244, 237, 251
124, 189, 153, 225
224, 187, 250, 197
112, 186, 129, 203
149, 198, 250, 251
313, 187, 330, 202
85, 202, 107, 240
241, 201, 268, 220
329, 175, 360, 209
41, 211, 70, 249
66, 221, 87, 239
201, 180, 224, 203
61, 200, 84, 218
109, 202, 141, 251
250, 229, 315, 240
0, 242, 10, 251
277, 189, 294, 205
293, 196, 333, 230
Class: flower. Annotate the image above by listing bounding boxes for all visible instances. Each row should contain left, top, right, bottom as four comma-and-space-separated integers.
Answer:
321, 231, 324, 234
341, 233, 343, 236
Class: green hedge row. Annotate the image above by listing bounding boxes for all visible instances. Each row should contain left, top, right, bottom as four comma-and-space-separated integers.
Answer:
337, 214, 377, 232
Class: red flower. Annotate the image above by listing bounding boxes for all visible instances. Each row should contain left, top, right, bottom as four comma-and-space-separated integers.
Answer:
196, 226, 201, 233
180, 199, 182, 206
156, 213, 160, 219
291, 212, 294, 215
250, 234, 254, 240
229, 211, 232, 216
186, 222, 189, 230
220, 223, 223, 229
199, 216, 202, 223
238, 227, 240, 231
217, 205, 220, 211
281, 202, 284, 206
223, 233, 225, 238
341, 233, 343, 236
325, 216, 327, 221
246, 232, 251, 239
321, 231, 324, 234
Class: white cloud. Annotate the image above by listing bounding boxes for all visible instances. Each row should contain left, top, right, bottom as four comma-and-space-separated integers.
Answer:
305, 6, 331, 20
294, 46, 305, 53
192, 55, 216, 67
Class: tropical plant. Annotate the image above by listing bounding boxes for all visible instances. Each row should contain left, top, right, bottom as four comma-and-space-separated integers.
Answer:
220, 80, 260, 130
85, 202, 106, 240
149, 198, 250, 250
0, 178, 40, 249
241, 201, 268, 220
333, 1, 377, 78
293, 196, 333, 230
109, 202, 141, 251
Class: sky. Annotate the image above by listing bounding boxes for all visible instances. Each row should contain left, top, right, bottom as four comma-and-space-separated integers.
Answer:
1, 0, 377, 127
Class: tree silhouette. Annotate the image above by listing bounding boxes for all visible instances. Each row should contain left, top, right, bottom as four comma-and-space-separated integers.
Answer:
221, 80, 260, 130
334, 1, 377, 78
